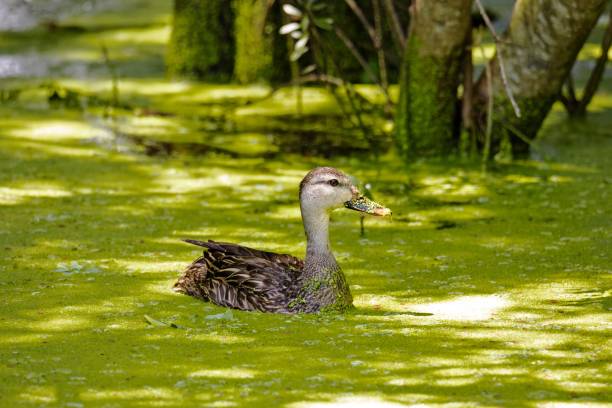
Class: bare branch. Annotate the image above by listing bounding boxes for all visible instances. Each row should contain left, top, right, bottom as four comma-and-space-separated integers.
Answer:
462, 41, 474, 130
558, 91, 571, 110
333, 27, 377, 83
373, 0, 389, 91
341, 0, 392, 108
579, 6, 612, 109
334, 26, 392, 104
381, 0, 406, 50
344, 0, 377, 44
474, 0, 501, 42
502, 121, 537, 149
495, 49, 521, 117
481, 59, 494, 173
566, 72, 577, 102
474, 0, 521, 118
297, 74, 345, 87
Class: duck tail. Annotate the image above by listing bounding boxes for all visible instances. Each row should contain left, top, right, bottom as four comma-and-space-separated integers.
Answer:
183, 238, 213, 248
174, 254, 210, 300
183, 239, 230, 253
172, 281, 186, 293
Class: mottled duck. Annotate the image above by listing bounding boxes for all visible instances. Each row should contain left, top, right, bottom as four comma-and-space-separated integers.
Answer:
174, 167, 391, 313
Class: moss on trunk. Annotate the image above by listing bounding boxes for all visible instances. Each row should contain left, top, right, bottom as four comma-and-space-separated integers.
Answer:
166, 0, 234, 81
233, 0, 273, 84
395, 0, 472, 158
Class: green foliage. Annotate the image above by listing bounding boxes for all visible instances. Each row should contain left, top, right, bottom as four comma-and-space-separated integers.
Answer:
279, 0, 405, 83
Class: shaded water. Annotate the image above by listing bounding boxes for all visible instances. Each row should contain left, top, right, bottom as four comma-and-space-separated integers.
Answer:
1, 0, 609, 160
0, 0, 389, 157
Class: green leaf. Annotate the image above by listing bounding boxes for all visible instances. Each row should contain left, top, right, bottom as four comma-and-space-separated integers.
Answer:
144, 314, 168, 327
144, 315, 182, 328
311, 2, 327, 12
314, 17, 333, 30
290, 45, 309, 62
301, 15, 310, 31
205, 309, 234, 320
301, 64, 317, 75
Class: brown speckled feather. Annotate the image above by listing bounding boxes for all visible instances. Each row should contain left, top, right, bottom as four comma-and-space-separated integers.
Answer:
174, 239, 304, 313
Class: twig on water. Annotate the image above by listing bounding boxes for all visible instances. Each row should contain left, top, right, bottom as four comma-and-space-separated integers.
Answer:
101, 44, 119, 108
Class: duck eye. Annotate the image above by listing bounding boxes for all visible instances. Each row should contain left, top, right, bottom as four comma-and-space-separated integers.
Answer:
328, 179, 339, 187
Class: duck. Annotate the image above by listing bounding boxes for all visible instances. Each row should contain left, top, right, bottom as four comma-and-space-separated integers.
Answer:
173, 167, 391, 313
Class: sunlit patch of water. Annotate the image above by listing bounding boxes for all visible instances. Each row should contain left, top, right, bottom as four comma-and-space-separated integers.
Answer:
356, 293, 511, 322
8, 120, 106, 141
80, 386, 182, 402
0, 183, 72, 205
120, 261, 185, 276
29, 316, 91, 332
179, 332, 255, 345
537, 403, 612, 408
189, 368, 257, 379
16, 386, 57, 405
288, 395, 408, 408
409, 295, 510, 321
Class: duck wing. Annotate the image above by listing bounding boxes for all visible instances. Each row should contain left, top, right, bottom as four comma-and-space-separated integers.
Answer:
174, 239, 304, 313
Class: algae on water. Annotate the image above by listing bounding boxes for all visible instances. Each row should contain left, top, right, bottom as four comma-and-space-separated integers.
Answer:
0, 1, 611, 407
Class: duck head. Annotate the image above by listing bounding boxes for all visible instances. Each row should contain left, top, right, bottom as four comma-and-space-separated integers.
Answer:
299, 167, 391, 216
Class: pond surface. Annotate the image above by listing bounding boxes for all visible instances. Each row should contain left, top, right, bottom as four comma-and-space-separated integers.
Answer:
0, 1, 611, 407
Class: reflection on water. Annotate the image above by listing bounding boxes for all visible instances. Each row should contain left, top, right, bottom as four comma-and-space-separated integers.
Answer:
0, 0, 392, 157
0, 53, 108, 79
0, 54, 49, 78
0, 0, 115, 31
0, 0, 122, 78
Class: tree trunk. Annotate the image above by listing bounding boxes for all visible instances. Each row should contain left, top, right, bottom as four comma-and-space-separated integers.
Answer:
166, 0, 234, 80
474, 0, 607, 156
395, 0, 472, 158
233, 0, 273, 84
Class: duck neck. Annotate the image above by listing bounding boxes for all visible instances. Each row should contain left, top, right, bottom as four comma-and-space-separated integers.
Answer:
296, 202, 352, 313
301, 205, 338, 277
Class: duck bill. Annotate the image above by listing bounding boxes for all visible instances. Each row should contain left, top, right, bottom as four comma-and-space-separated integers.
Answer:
344, 196, 392, 217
